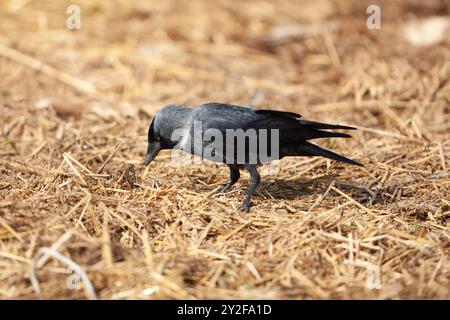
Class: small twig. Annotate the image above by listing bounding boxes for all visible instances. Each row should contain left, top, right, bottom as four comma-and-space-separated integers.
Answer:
35, 230, 75, 268
28, 141, 48, 160
97, 144, 121, 174
307, 180, 335, 213
0, 43, 97, 95
0, 216, 23, 243
356, 126, 420, 142
323, 28, 341, 68
437, 142, 446, 171
30, 247, 97, 300
64, 153, 95, 175
331, 186, 376, 217
63, 153, 88, 186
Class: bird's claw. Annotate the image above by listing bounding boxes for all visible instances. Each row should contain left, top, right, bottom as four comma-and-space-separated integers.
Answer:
218, 183, 231, 194
239, 199, 252, 212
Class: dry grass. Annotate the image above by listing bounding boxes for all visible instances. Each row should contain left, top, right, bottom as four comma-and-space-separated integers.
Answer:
0, 0, 449, 299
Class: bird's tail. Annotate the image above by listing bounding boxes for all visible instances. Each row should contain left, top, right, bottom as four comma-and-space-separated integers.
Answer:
299, 119, 357, 131
300, 141, 363, 167
307, 130, 352, 139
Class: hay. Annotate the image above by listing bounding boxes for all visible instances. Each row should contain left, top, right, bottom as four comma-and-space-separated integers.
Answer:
0, 0, 449, 299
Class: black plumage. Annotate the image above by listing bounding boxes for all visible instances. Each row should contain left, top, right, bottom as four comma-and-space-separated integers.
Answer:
144, 102, 362, 211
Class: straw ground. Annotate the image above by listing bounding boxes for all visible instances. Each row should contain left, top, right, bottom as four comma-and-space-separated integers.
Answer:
0, 0, 449, 299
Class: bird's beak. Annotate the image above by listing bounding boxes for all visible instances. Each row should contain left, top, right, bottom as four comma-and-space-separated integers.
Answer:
143, 142, 161, 166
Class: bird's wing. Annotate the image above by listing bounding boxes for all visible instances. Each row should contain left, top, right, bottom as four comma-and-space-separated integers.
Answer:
245, 113, 354, 142
181, 103, 359, 164
194, 103, 263, 131
194, 104, 354, 141
297, 119, 356, 130
254, 109, 302, 119
195, 104, 301, 129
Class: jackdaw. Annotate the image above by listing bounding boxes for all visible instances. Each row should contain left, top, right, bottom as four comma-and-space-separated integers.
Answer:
144, 102, 362, 212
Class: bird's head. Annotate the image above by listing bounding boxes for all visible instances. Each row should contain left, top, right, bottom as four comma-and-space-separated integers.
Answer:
144, 105, 182, 166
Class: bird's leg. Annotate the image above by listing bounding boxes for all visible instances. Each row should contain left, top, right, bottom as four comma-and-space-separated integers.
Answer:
218, 165, 240, 193
240, 166, 260, 212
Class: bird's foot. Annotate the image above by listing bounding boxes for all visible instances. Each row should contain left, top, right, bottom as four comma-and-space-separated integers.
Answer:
239, 199, 253, 212
218, 183, 232, 194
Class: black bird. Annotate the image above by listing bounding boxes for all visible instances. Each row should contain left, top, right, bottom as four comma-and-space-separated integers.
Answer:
144, 102, 363, 212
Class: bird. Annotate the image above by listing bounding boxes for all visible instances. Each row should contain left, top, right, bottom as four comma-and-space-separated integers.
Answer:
143, 102, 363, 212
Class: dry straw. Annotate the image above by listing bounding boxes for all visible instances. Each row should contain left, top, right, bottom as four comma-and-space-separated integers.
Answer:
0, 0, 449, 299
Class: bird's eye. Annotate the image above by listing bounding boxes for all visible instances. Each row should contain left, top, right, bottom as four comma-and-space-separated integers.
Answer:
155, 136, 160, 142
